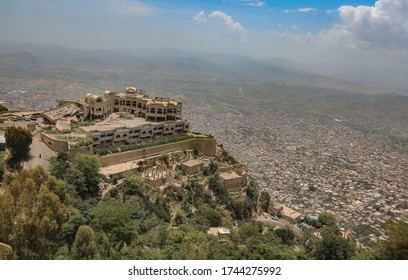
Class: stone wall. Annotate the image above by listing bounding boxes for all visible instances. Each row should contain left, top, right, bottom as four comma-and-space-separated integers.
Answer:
100, 138, 216, 167
69, 145, 94, 156
41, 132, 69, 152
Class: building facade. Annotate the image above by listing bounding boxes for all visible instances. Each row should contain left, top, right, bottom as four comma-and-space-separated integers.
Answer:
81, 119, 190, 149
85, 87, 182, 122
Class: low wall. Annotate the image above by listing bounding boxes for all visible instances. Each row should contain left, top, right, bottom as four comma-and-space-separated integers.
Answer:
69, 145, 94, 156
41, 132, 69, 152
100, 138, 216, 167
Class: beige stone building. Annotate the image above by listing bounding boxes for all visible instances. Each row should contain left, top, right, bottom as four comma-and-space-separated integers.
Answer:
85, 87, 182, 122
80, 117, 189, 149
219, 171, 247, 192
41, 87, 190, 151
269, 202, 302, 224
181, 159, 204, 175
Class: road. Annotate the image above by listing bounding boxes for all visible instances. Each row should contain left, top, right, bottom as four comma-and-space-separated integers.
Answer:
24, 131, 56, 169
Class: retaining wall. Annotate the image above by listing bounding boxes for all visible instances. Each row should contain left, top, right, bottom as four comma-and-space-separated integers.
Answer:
41, 132, 69, 152
100, 138, 216, 167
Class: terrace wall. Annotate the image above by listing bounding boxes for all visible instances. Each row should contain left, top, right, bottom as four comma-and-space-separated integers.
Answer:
100, 138, 216, 167
41, 132, 69, 152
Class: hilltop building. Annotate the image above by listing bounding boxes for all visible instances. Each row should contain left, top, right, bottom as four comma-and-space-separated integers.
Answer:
40, 86, 190, 152
84, 86, 182, 122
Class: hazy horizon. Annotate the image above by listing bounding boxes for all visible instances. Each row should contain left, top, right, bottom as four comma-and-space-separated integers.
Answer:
1, 0, 408, 91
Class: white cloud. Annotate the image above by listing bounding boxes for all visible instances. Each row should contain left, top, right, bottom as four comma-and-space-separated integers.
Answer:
209, 10, 247, 34
193, 11, 207, 23
111, 0, 153, 16
284, 8, 317, 13
316, 25, 359, 49
337, 0, 408, 49
246, 1, 265, 7
298, 8, 317, 13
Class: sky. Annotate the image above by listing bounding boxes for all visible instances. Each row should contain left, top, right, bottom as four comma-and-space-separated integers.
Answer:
0, 0, 407, 88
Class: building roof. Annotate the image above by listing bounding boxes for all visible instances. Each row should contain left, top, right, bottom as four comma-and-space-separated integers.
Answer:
42, 103, 85, 123
181, 159, 203, 167
80, 115, 186, 133
273, 202, 302, 220
219, 171, 241, 180
55, 120, 72, 133
207, 227, 231, 236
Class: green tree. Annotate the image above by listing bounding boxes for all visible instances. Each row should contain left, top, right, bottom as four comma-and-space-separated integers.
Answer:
319, 213, 337, 227
172, 231, 211, 260
313, 227, 355, 260
92, 200, 136, 245
49, 152, 70, 180
49, 152, 100, 199
378, 222, 408, 260
260, 191, 270, 212
0, 159, 5, 182
203, 206, 222, 227
0, 103, 8, 112
59, 214, 87, 246
0, 166, 68, 259
275, 227, 295, 245
72, 154, 101, 198
70, 225, 98, 260
5, 126, 32, 163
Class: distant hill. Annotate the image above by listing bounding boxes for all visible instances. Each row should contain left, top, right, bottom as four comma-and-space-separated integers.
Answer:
0, 43, 402, 96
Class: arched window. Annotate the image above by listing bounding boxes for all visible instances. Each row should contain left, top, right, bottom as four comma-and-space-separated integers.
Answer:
126, 101, 131, 106
132, 101, 137, 106
157, 108, 163, 114
150, 108, 155, 113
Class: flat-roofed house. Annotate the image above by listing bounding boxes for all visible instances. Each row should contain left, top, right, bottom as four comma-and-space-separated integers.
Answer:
181, 159, 204, 175
219, 171, 247, 192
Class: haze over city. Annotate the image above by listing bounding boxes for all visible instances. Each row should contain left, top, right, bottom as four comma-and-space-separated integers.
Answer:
1, 0, 407, 91
0, 0, 407, 262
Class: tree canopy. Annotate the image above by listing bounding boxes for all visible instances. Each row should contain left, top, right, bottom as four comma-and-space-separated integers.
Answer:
49, 152, 101, 198
5, 126, 32, 163
378, 222, 408, 260
0, 166, 68, 259
0, 103, 8, 112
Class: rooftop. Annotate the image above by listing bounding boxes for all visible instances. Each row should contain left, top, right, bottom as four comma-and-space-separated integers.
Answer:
181, 159, 203, 167
219, 171, 242, 180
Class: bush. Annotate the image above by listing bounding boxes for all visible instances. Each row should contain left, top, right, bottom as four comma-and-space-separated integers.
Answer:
70, 136, 93, 148
0, 104, 8, 112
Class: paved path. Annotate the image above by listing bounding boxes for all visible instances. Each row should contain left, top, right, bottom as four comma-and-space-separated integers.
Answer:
24, 132, 56, 169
